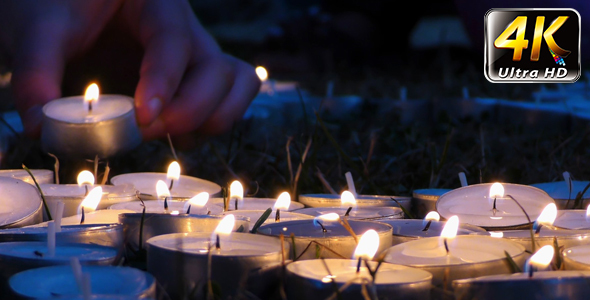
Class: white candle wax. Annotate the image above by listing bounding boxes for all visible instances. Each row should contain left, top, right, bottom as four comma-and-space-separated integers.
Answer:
110, 173, 221, 199
9, 265, 155, 299
563, 244, 590, 268
299, 193, 411, 208
296, 207, 403, 220
109, 200, 223, 215
0, 169, 54, 185
0, 177, 43, 228
43, 95, 133, 123
436, 183, 555, 228
554, 210, 590, 229
41, 184, 136, 218
211, 197, 305, 211
221, 210, 313, 225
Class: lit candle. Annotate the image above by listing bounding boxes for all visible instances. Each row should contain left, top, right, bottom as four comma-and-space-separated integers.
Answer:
436, 182, 555, 229
146, 217, 282, 299
285, 229, 433, 299
223, 192, 313, 224
214, 189, 305, 211
299, 193, 412, 209
41, 83, 142, 158
296, 191, 403, 220
9, 265, 156, 299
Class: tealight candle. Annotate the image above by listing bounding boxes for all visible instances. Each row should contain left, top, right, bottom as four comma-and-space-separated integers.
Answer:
146, 218, 282, 299
554, 205, 590, 229
297, 191, 404, 220
222, 210, 313, 224
411, 188, 451, 219
436, 182, 555, 230
0, 169, 54, 185
383, 216, 527, 288
299, 193, 412, 209
531, 179, 590, 209
257, 217, 393, 260
285, 229, 433, 300
110, 173, 221, 199
109, 199, 223, 215
0, 177, 43, 228
212, 190, 305, 212
453, 271, 590, 300
377, 218, 486, 246
41, 83, 142, 158
563, 244, 590, 270
9, 265, 156, 299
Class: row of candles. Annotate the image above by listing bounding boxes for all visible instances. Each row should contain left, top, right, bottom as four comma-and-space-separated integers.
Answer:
2, 161, 590, 299
3, 82, 590, 299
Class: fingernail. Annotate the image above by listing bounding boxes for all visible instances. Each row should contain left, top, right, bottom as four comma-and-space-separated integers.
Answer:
23, 105, 43, 137
147, 97, 163, 120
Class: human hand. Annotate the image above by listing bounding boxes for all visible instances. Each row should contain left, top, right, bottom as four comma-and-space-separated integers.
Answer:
0, 0, 260, 140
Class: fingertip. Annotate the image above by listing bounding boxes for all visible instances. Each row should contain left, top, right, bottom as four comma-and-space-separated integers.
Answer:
135, 96, 163, 126
139, 117, 166, 141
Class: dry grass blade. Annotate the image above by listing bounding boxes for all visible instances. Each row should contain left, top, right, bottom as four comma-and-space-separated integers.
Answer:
506, 194, 535, 252
23, 164, 52, 220
338, 217, 358, 243
293, 137, 313, 196
286, 137, 294, 188
167, 133, 179, 161
47, 153, 60, 184
101, 162, 110, 185
316, 167, 337, 194
294, 241, 347, 261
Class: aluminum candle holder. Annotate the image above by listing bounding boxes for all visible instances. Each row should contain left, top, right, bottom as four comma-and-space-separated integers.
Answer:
436, 183, 555, 230
531, 180, 590, 209
146, 232, 282, 299
553, 209, 590, 229
111, 173, 221, 199
494, 228, 590, 252
0, 177, 43, 229
9, 265, 156, 299
41, 183, 137, 218
0, 169, 54, 185
109, 199, 224, 215
376, 219, 486, 246
383, 235, 528, 289
411, 188, 451, 219
299, 193, 411, 209
296, 207, 404, 220
285, 260, 433, 300
0, 224, 123, 249
41, 95, 142, 159
0, 242, 118, 295
221, 210, 313, 225
257, 220, 393, 260
562, 244, 590, 270
453, 271, 590, 300
119, 213, 250, 256
210, 197, 305, 211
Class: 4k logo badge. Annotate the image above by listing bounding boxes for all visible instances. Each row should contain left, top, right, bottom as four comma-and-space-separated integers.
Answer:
485, 8, 581, 83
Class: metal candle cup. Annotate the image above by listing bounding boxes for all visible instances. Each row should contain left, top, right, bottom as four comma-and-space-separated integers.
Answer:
0, 177, 43, 229
9, 265, 155, 299
412, 188, 451, 219
109, 199, 224, 215
146, 232, 282, 299
436, 183, 555, 230
119, 213, 250, 258
257, 220, 393, 260
285, 259, 433, 300
0, 169, 54, 185
383, 235, 527, 289
494, 227, 590, 252
296, 207, 404, 220
531, 180, 590, 209
299, 193, 412, 209
221, 210, 313, 224
211, 197, 305, 211
41, 95, 141, 159
562, 244, 590, 270
0, 224, 123, 249
111, 173, 221, 199
553, 209, 590, 229
376, 219, 486, 246
453, 271, 590, 300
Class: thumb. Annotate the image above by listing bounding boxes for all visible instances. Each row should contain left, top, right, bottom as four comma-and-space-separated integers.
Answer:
11, 19, 66, 137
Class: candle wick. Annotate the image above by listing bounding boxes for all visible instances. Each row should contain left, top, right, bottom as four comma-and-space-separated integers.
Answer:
492, 197, 497, 216
186, 204, 191, 214
275, 209, 280, 222
315, 220, 327, 233
235, 198, 238, 211
422, 220, 433, 231
164, 197, 169, 211
84, 185, 89, 197
88, 100, 93, 114
345, 207, 353, 217
80, 207, 85, 225
534, 223, 543, 234
169, 180, 174, 191
528, 262, 534, 278
215, 234, 221, 250
443, 238, 449, 254
356, 257, 362, 274
207, 210, 211, 215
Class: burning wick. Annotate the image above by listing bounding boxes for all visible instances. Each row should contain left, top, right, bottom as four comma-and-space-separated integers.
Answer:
168, 179, 174, 191
234, 198, 238, 211
186, 204, 191, 214
80, 207, 85, 225
492, 197, 497, 216
215, 234, 221, 250
315, 220, 328, 233
275, 209, 281, 222
443, 238, 450, 254
534, 224, 543, 234
356, 257, 362, 274
422, 220, 432, 232
164, 197, 169, 212
345, 207, 353, 217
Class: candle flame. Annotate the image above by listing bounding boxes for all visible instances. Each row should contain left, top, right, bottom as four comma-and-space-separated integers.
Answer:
189, 192, 209, 207
489, 231, 504, 238
424, 211, 440, 222
214, 214, 235, 236
255, 66, 268, 81
77, 170, 95, 186
352, 229, 379, 260
440, 215, 459, 239
535, 203, 557, 227
156, 180, 171, 199
586, 205, 590, 222
340, 191, 356, 208
77, 186, 103, 214
230, 181, 243, 199
273, 192, 291, 211
317, 213, 340, 222
529, 245, 554, 268
167, 161, 180, 181
489, 182, 504, 198
84, 83, 99, 105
